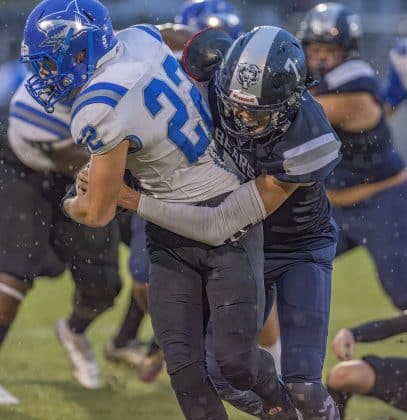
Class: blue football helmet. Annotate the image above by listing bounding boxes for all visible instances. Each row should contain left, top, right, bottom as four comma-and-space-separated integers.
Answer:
21, 0, 118, 112
175, 0, 242, 40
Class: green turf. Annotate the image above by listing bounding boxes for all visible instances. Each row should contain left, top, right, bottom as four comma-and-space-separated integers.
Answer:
1, 246, 406, 420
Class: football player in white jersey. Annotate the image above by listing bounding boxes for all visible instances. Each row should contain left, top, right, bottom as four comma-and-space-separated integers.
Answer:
0, 78, 123, 389
21, 1, 298, 419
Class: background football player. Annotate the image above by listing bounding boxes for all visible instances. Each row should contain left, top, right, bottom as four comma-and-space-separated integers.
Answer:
297, 2, 407, 311
327, 312, 407, 417
0, 78, 121, 389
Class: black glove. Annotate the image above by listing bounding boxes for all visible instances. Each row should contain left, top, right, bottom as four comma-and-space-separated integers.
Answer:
182, 28, 233, 82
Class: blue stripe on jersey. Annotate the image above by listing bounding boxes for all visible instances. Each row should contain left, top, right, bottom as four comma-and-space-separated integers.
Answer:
10, 112, 68, 138
14, 101, 70, 132
11, 101, 70, 138
80, 82, 129, 97
132, 25, 162, 43
71, 97, 119, 120
71, 82, 128, 120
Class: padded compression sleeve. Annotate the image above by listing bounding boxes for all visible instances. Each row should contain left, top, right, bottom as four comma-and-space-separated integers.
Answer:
350, 314, 407, 342
137, 181, 266, 246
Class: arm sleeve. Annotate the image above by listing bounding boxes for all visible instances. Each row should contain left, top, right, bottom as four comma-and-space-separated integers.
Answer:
350, 314, 407, 342
137, 180, 267, 246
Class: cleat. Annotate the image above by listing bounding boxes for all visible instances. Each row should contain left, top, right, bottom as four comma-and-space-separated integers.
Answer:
104, 340, 147, 369
55, 319, 101, 389
327, 386, 352, 419
266, 382, 303, 420
138, 349, 165, 383
266, 407, 302, 420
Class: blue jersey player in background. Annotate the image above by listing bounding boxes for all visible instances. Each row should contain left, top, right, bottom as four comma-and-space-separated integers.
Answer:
175, 0, 242, 40
118, 25, 342, 419
297, 2, 407, 311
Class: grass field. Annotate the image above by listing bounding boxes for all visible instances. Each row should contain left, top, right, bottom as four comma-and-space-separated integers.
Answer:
0, 246, 405, 420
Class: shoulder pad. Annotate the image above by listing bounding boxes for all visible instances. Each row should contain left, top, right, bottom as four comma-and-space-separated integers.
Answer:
320, 60, 377, 94
182, 28, 233, 82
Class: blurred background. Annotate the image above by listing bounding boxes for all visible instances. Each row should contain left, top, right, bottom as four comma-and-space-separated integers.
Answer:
2, 0, 407, 77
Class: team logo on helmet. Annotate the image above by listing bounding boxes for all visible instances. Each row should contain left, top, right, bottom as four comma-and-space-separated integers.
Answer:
21, 42, 29, 57
37, 0, 99, 53
236, 63, 261, 89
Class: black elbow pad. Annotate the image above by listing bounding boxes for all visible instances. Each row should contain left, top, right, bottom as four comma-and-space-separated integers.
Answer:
182, 28, 234, 82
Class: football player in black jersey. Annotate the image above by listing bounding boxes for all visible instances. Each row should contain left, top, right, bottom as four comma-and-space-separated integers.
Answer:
298, 2, 407, 311
327, 313, 407, 417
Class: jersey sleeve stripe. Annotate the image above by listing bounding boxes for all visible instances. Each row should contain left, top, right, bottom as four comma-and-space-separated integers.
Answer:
71, 96, 119, 120
132, 25, 162, 43
282, 133, 341, 176
14, 101, 70, 132
71, 83, 128, 119
283, 133, 338, 159
80, 82, 129, 97
10, 111, 69, 139
283, 148, 340, 176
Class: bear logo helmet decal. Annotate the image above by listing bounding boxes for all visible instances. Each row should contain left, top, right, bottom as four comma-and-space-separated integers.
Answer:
236, 63, 262, 89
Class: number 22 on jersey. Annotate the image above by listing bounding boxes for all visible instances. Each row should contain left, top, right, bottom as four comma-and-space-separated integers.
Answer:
143, 55, 213, 163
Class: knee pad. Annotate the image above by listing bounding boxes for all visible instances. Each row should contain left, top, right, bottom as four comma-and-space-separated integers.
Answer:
170, 362, 228, 420
286, 382, 340, 420
71, 264, 122, 318
170, 362, 208, 396
217, 350, 258, 391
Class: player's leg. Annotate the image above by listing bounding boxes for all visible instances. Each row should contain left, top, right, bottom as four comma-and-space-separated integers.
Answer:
105, 214, 149, 369
205, 282, 279, 418
205, 320, 268, 419
259, 294, 281, 376
331, 207, 358, 259
53, 216, 122, 389
207, 224, 298, 418
276, 245, 340, 419
0, 273, 31, 345
327, 356, 407, 415
148, 244, 227, 420
363, 183, 407, 310
326, 359, 373, 418
0, 163, 64, 348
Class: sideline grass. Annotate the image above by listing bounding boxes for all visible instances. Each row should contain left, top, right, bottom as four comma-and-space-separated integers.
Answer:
0, 246, 405, 419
